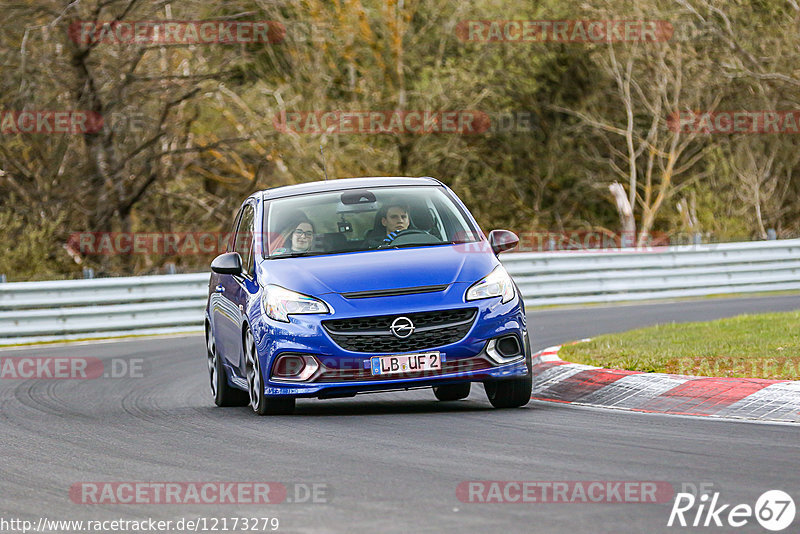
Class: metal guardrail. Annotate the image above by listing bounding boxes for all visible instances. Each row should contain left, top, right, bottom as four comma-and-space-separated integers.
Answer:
0, 274, 209, 345
0, 239, 798, 345
503, 239, 800, 305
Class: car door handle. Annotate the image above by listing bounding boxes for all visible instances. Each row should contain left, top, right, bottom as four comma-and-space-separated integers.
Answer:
215, 285, 225, 293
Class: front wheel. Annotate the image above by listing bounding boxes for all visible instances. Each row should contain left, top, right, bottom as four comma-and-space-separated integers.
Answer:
244, 328, 295, 415
484, 332, 533, 408
483, 374, 532, 408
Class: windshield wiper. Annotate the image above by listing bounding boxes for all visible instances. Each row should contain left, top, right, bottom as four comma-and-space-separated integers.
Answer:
267, 251, 327, 259
384, 241, 457, 249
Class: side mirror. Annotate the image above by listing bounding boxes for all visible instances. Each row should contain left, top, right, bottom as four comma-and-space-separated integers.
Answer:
488, 230, 519, 255
211, 252, 243, 275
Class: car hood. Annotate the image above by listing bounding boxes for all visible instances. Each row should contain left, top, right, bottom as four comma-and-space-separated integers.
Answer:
258, 245, 498, 295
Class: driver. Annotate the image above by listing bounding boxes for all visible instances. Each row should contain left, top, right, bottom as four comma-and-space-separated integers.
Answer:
381, 202, 410, 243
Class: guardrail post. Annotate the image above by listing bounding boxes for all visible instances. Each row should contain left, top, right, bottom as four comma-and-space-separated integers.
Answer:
0, 274, 5, 283
767, 229, 777, 240
165, 262, 176, 275
82, 267, 95, 279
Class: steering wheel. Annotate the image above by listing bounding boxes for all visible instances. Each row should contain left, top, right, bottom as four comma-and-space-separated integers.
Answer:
378, 229, 438, 248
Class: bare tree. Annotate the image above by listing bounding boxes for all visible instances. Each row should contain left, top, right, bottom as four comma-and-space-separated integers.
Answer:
728, 139, 797, 239
555, 1, 721, 244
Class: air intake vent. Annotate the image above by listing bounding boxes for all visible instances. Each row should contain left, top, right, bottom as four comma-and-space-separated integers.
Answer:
341, 284, 449, 299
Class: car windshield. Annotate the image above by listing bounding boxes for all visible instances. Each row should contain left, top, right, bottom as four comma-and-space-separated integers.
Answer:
264, 185, 480, 258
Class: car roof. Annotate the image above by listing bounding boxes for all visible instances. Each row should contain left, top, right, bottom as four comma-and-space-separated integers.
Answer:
256, 176, 443, 201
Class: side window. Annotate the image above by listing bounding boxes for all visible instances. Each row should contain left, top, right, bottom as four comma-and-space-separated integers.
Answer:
234, 204, 255, 277
227, 206, 245, 252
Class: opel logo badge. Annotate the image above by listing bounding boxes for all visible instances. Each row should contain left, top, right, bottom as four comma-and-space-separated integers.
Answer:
390, 317, 415, 339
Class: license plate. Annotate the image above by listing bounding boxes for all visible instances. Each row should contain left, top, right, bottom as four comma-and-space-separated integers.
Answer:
370, 352, 441, 376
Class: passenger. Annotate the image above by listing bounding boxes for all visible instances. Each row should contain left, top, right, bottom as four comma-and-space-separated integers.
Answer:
274, 219, 315, 255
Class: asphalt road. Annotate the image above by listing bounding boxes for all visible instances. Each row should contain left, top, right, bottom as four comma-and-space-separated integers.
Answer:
1, 294, 799, 533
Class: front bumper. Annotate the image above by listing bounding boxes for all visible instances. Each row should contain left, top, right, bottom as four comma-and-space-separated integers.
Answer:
249, 283, 529, 398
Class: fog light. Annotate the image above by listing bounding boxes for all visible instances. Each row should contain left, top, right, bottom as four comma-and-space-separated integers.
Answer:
496, 335, 521, 358
485, 336, 524, 364
272, 354, 319, 382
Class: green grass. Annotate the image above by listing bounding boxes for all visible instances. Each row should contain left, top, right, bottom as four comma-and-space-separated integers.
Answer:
559, 310, 800, 380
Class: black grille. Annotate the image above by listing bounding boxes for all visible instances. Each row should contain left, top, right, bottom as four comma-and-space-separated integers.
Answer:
322, 308, 477, 353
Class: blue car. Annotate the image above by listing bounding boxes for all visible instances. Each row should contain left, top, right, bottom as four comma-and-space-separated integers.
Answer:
205, 177, 531, 415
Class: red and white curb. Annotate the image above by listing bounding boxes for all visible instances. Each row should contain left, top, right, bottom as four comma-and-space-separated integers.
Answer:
532, 346, 800, 423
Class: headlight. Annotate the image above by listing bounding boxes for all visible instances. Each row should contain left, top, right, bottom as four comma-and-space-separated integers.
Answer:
261, 285, 330, 322
466, 266, 516, 304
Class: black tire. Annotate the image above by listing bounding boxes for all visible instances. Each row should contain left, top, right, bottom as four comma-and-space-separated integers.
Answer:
483, 332, 533, 409
244, 328, 296, 416
433, 382, 471, 401
206, 327, 249, 407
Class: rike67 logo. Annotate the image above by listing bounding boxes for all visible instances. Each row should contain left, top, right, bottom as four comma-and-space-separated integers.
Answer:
668, 489, 796, 531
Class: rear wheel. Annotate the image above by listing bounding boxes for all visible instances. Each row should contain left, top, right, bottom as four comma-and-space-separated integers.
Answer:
244, 328, 295, 415
433, 382, 471, 401
206, 328, 248, 407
